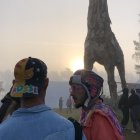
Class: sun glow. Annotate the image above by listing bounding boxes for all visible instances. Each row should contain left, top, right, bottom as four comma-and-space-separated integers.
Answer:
70, 58, 84, 72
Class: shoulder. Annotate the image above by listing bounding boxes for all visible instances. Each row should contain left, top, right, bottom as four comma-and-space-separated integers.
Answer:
90, 112, 124, 140
40, 109, 74, 128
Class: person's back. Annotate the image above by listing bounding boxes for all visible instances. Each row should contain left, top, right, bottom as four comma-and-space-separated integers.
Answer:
128, 89, 140, 133
128, 89, 140, 108
118, 88, 129, 109
136, 89, 140, 99
0, 105, 74, 140
0, 57, 75, 140
118, 88, 129, 129
80, 99, 124, 140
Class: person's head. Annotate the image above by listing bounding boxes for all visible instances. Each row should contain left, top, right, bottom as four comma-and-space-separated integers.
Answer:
10, 57, 49, 107
131, 88, 136, 95
122, 87, 129, 96
69, 69, 104, 108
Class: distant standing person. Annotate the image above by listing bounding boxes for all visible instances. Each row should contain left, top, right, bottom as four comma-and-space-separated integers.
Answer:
118, 88, 129, 129
0, 57, 75, 140
128, 88, 140, 133
66, 96, 72, 113
59, 96, 63, 111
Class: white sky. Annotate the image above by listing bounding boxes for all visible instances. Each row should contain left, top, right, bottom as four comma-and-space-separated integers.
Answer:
0, 0, 140, 82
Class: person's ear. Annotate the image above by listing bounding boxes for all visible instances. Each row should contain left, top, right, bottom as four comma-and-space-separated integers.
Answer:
44, 78, 49, 90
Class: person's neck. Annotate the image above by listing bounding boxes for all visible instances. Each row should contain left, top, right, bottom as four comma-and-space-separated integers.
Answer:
82, 98, 102, 111
20, 98, 45, 108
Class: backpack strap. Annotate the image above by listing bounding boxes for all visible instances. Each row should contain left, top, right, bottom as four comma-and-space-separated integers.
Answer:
68, 117, 82, 140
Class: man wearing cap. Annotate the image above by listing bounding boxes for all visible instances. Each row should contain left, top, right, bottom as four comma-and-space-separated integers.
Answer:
69, 69, 125, 140
0, 57, 76, 140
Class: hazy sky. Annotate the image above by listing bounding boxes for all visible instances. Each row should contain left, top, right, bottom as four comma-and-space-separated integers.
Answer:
0, 0, 140, 82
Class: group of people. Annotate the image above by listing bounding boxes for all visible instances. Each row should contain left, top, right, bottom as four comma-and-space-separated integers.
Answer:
0, 57, 125, 140
118, 87, 140, 133
58, 96, 73, 113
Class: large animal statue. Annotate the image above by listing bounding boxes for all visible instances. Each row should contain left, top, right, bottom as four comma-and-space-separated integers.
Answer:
84, 0, 127, 107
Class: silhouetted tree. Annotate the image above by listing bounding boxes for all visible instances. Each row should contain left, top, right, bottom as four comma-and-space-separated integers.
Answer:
132, 14, 140, 80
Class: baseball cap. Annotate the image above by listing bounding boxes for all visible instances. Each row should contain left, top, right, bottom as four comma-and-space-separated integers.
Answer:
69, 69, 104, 99
10, 57, 47, 98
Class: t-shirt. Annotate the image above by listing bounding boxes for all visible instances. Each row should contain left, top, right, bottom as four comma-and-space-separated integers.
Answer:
0, 104, 75, 140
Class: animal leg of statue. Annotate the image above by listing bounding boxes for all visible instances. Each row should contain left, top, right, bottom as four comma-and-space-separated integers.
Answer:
116, 63, 127, 89
84, 46, 95, 70
104, 65, 118, 109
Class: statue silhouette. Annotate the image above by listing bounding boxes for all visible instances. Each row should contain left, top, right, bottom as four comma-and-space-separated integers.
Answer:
84, 0, 127, 107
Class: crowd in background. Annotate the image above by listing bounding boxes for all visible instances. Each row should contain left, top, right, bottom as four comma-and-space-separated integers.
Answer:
58, 96, 73, 113
118, 88, 140, 134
